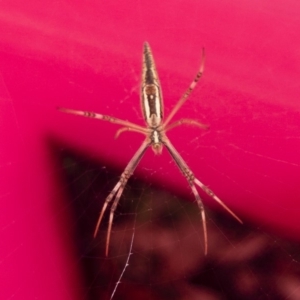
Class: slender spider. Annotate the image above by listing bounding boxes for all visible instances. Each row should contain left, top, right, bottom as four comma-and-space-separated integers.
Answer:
59, 42, 242, 255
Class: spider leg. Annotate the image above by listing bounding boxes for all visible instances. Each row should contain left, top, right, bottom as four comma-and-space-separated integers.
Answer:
93, 139, 150, 256
163, 137, 208, 254
115, 127, 149, 139
164, 48, 205, 127
194, 178, 243, 224
58, 107, 147, 133
93, 182, 122, 238
163, 137, 242, 254
106, 186, 125, 256
190, 184, 208, 255
164, 118, 209, 132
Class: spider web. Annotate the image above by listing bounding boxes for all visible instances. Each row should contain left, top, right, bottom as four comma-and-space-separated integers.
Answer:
2, 48, 300, 300
52, 43, 300, 298
1, 2, 300, 299
2, 52, 300, 300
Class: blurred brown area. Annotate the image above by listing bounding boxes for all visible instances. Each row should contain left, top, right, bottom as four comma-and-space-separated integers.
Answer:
58, 148, 300, 300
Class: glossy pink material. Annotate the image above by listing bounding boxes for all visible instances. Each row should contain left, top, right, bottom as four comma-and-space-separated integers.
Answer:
1, 1, 300, 298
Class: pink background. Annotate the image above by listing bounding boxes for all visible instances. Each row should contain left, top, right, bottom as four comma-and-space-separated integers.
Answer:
1, 0, 300, 298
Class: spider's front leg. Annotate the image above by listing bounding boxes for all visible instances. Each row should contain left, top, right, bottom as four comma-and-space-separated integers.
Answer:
162, 137, 209, 254
94, 140, 150, 256
194, 178, 242, 224
163, 137, 242, 254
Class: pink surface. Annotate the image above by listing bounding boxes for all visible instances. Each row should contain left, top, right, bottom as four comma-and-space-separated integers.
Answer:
1, 0, 300, 298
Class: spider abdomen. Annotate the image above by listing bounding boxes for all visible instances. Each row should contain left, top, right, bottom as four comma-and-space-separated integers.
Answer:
141, 43, 164, 128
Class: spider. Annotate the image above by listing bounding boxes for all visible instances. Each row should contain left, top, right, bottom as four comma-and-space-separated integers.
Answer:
59, 42, 242, 255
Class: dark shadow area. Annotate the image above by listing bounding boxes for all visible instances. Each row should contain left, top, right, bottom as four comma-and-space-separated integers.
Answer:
49, 138, 300, 300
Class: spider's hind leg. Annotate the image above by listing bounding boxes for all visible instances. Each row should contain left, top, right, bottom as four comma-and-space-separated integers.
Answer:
163, 48, 206, 127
